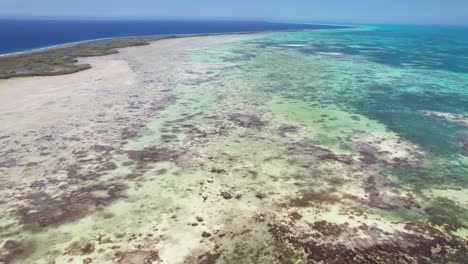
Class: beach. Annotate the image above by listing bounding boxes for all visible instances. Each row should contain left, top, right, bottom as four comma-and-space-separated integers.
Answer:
0, 35, 254, 263
0, 28, 467, 264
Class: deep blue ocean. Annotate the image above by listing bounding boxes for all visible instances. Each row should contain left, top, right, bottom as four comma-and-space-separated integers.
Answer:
0, 20, 345, 55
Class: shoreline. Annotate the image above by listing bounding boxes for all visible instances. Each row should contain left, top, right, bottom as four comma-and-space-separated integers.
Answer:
0, 22, 354, 80
0, 28, 344, 80
0, 32, 253, 58
0, 27, 354, 58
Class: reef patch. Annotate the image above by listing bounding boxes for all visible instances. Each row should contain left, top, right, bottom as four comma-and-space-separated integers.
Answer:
18, 184, 127, 231
228, 114, 266, 129
418, 110, 468, 127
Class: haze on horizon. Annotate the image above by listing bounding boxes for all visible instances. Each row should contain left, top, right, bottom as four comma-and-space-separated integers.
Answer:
1, 0, 468, 25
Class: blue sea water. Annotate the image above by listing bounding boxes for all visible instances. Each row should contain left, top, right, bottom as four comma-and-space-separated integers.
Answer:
0, 19, 345, 55
247, 25, 468, 154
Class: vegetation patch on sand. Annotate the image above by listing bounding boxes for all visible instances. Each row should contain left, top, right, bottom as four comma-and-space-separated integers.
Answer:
0, 37, 166, 79
0, 34, 247, 79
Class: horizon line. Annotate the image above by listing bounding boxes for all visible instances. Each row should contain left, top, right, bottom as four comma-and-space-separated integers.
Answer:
1, 15, 468, 26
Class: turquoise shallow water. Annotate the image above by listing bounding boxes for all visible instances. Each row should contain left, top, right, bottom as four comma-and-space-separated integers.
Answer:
1, 25, 468, 263
251, 26, 468, 151
146, 26, 468, 263
232, 26, 468, 186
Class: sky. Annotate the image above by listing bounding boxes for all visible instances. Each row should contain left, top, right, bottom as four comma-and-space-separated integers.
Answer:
1, 0, 468, 25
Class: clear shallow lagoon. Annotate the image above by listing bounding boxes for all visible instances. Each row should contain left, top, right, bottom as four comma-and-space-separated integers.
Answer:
0, 26, 467, 263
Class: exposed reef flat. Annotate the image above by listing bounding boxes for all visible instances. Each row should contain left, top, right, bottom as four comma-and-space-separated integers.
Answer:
0, 28, 467, 264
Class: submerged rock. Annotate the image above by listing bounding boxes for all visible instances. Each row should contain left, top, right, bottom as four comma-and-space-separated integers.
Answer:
221, 192, 233, 200
202, 232, 212, 238
228, 114, 266, 128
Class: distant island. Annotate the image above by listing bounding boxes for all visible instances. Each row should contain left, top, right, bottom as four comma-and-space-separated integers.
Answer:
0, 20, 349, 79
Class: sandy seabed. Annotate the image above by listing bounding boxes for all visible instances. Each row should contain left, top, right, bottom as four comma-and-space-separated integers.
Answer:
0, 33, 467, 264
0, 35, 252, 263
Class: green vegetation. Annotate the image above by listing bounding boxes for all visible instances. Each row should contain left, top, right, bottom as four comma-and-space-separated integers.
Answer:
0, 30, 313, 79
0, 36, 176, 79
0, 32, 253, 79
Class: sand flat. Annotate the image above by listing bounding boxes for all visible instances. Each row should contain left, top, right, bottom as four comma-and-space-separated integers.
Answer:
0, 31, 467, 264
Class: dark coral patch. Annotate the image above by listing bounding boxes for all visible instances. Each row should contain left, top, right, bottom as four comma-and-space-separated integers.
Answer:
160, 134, 178, 142
221, 192, 233, 200
456, 132, 468, 152
364, 176, 398, 210
127, 147, 182, 163
0, 158, 16, 168
228, 114, 266, 128
120, 128, 138, 140
18, 184, 127, 231
287, 142, 353, 165
363, 175, 421, 210
423, 197, 468, 230
202, 231, 212, 238
0, 240, 24, 264
288, 190, 341, 207
278, 124, 300, 137
197, 251, 221, 264
268, 221, 468, 263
